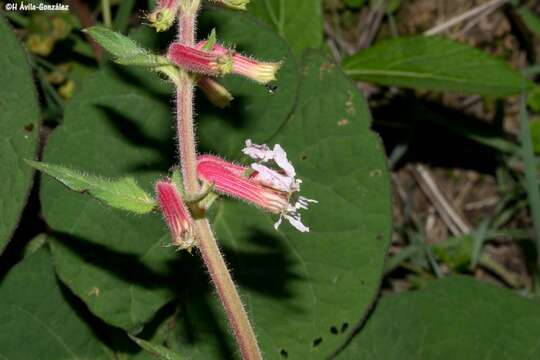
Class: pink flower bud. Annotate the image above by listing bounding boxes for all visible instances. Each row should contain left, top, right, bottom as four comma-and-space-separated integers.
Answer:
147, 0, 181, 32
197, 144, 317, 233
197, 42, 281, 84
198, 77, 234, 108
156, 181, 195, 250
168, 43, 233, 77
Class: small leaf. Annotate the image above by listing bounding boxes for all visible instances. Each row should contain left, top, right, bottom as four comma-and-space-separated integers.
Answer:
85, 25, 148, 60
85, 25, 174, 73
27, 160, 156, 214
202, 28, 217, 51
129, 335, 184, 360
342, 36, 529, 97
338, 276, 540, 359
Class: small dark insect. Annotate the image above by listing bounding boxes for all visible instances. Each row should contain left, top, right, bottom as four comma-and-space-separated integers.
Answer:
265, 83, 278, 93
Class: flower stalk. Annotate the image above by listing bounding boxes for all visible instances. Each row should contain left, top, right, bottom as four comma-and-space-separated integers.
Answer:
174, 1, 262, 359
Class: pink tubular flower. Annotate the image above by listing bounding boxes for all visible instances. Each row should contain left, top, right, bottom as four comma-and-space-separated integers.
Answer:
156, 181, 195, 250
197, 141, 317, 232
168, 43, 233, 77
201, 42, 281, 85
169, 41, 280, 84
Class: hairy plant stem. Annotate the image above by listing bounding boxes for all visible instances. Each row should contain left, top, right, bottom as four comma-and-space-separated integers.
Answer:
175, 2, 262, 359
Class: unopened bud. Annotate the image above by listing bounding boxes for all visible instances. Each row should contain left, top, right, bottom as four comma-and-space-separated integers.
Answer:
156, 181, 195, 250
198, 77, 234, 108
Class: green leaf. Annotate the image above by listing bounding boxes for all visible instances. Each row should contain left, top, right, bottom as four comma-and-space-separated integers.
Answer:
0, 17, 40, 253
517, 6, 540, 41
28, 160, 156, 214
518, 96, 540, 266
85, 25, 148, 60
338, 276, 540, 359
0, 246, 112, 359
530, 118, 540, 154
342, 36, 529, 97
129, 335, 184, 360
248, 0, 323, 56
85, 25, 172, 69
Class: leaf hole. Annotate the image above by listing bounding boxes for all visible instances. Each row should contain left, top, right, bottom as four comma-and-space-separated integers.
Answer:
330, 326, 338, 334
24, 123, 34, 132
312, 337, 323, 347
341, 322, 349, 333
280, 349, 288, 358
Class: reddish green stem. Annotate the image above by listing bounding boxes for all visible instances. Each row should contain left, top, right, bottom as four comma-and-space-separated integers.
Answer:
175, 2, 262, 359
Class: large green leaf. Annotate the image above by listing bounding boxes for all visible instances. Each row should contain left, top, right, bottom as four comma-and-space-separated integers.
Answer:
0, 246, 112, 359
0, 16, 40, 253
248, 0, 323, 56
342, 36, 528, 97
153, 51, 392, 359
40, 8, 298, 332
338, 276, 540, 360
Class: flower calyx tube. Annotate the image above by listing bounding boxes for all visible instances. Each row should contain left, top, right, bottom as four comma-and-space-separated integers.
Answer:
197, 141, 317, 232
156, 180, 196, 251
169, 40, 281, 84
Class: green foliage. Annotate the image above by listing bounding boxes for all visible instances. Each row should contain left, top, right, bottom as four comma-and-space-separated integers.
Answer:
0, 246, 112, 359
248, 0, 323, 56
85, 25, 172, 69
518, 96, 540, 266
129, 335, 184, 360
0, 17, 40, 254
27, 160, 157, 214
342, 36, 529, 97
338, 276, 540, 359
38, 9, 391, 359
517, 6, 540, 40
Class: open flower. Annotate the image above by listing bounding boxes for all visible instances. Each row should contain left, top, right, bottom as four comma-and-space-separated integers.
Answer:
197, 141, 317, 232
156, 180, 195, 250
168, 41, 280, 84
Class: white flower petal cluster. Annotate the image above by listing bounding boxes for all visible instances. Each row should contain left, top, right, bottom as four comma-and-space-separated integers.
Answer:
242, 140, 318, 232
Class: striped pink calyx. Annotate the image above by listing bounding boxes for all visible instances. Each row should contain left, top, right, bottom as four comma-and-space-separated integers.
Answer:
156, 181, 195, 250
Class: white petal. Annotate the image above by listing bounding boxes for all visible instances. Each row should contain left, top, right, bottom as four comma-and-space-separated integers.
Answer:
242, 139, 274, 162
284, 213, 310, 232
274, 216, 283, 230
252, 163, 295, 192
273, 144, 296, 177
